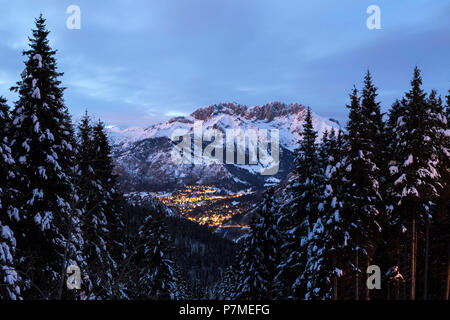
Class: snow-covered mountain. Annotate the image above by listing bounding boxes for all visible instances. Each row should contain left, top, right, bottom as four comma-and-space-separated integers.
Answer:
109, 102, 337, 192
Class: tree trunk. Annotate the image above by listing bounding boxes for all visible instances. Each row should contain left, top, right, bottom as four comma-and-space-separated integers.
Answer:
355, 246, 359, 300
411, 218, 416, 301
396, 246, 400, 300
366, 257, 370, 300
387, 282, 390, 301
404, 244, 408, 300
446, 245, 450, 300
58, 215, 73, 300
396, 281, 400, 300
332, 255, 338, 300
332, 276, 338, 300
423, 220, 430, 300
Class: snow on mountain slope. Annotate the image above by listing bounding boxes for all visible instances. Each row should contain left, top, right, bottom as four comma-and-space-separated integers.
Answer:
109, 102, 337, 192
109, 102, 335, 149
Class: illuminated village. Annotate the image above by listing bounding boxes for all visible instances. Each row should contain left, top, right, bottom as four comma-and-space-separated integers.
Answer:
127, 186, 255, 228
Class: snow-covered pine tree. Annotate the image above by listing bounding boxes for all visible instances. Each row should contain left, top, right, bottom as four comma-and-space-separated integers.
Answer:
445, 90, 450, 301
386, 100, 405, 141
360, 71, 387, 180
383, 98, 411, 300
0, 97, 21, 300
74, 112, 112, 299
446, 90, 450, 120
90, 121, 127, 298
235, 188, 279, 300
388, 67, 442, 300
425, 90, 449, 299
428, 90, 449, 199
134, 208, 176, 300
9, 15, 80, 299
217, 238, 247, 300
341, 76, 384, 300
304, 129, 348, 300
275, 107, 321, 299
216, 265, 238, 300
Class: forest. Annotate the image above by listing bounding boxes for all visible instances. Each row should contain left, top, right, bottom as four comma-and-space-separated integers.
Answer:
0, 16, 448, 300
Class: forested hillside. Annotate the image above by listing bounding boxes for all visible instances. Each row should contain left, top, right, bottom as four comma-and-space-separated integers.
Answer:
221, 73, 449, 300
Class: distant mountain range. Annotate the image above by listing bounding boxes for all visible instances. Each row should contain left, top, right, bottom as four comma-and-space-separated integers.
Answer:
108, 102, 337, 192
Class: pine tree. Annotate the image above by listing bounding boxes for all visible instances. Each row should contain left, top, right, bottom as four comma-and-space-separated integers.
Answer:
444, 90, 450, 300
388, 67, 441, 300
0, 97, 21, 299
235, 188, 279, 300
90, 121, 126, 298
73, 113, 112, 299
218, 239, 247, 300
304, 129, 347, 300
383, 98, 411, 300
446, 90, 450, 120
74, 118, 126, 299
217, 265, 238, 300
426, 90, 449, 300
360, 71, 387, 177
134, 208, 176, 300
9, 15, 79, 299
341, 77, 384, 300
276, 107, 321, 299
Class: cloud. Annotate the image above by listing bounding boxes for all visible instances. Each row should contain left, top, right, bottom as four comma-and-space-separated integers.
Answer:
0, 0, 448, 127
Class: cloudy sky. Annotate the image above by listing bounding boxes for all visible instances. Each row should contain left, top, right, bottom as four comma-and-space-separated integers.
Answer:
0, 0, 449, 127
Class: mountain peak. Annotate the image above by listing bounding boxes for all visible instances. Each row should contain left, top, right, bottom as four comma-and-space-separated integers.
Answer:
190, 102, 246, 121
191, 102, 306, 122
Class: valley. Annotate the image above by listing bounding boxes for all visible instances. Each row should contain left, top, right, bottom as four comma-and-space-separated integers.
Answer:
126, 185, 256, 228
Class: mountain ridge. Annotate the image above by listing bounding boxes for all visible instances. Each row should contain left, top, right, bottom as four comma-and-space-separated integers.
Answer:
108, 102, 338, 192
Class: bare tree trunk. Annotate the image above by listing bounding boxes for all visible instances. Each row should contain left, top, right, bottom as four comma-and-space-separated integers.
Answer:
333, 276, 338, 300
411, 218, 416, 301
332, 254, 338, 300
366, 256, 370, 300
355, 246, 359, 300
387, 282, 390, 300
396, 282, 400, 300
396, 246, 400, 300
446, 246, 450, 300
57, 214, 73, 300
423, 220, 430, 300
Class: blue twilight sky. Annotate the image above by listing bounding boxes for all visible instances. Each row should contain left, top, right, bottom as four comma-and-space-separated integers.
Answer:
0, 0, 449, 127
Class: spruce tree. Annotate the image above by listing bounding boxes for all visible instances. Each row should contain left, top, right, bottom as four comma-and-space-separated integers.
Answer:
74, 113, 112, 299
304, 129, 347, 300
360, 71, 387, 177
217, 265, 238, 300
0, 97, 21, 299
134, 208, 176, 300
444, 90, 450, 300
384, 98, 410, 299
235, 188, 279, 300
9, 15, 79, 299
388, 67, 441, 300
425, 90, 449, 299
446, 90, 450, 120
276, 107, 321, 299
341, 78, 383, 300
428, 90, 449, 198
91, 121, 126, 298
218, 240, 246, 300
